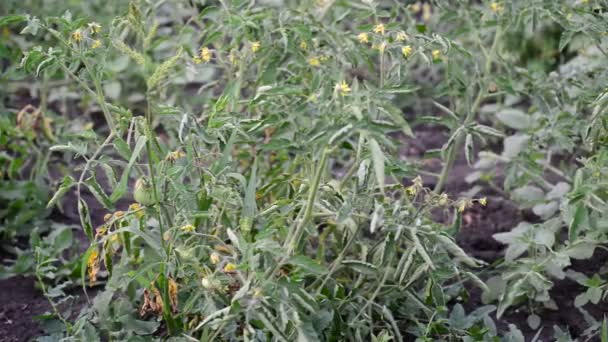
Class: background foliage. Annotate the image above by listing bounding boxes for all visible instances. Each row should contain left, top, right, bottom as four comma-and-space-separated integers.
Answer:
1, 0, 608, 341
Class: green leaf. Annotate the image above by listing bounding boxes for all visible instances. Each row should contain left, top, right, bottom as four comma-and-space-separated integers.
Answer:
369, 138, 385, 194
502, 134, 530, 159
110, 136, 147, 202
47, 176, 75, 208
113, 137, 132, 160
569, 203, 587, 242
0, 15, 27, 27
78, 198, 93, 241
85, 177, 114, 210
289, 255, 327, 275
342, 260, 378, 276
496, 108, 531, 130
465, 133, 473, 166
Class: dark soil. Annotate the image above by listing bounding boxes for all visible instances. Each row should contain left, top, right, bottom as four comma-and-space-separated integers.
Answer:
0, 277, 50, 341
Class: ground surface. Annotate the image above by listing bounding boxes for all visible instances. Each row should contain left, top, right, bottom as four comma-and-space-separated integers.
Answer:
0, 119, 606, 341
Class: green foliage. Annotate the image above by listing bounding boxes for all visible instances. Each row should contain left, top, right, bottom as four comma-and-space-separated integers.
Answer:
1, 0, 608, 340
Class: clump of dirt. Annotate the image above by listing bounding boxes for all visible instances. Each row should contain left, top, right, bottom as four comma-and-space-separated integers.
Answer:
0, 276, 50, 341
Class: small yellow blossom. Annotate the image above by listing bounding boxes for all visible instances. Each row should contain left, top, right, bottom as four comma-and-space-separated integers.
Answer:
410, 2, 422, 13
490, 2, 504, 14
253, 287, 263, 298
457, 200, 468, 213
479, 197, 487, 206
181, 224, 195, 233
129, 203, 144, 219
395, 31, 408, 42
373, 23, 385, 35
91, 40, 102, 49
166, 150, 186, 162
438, 193, 448, 206
406, 186, 417, 196
251, 41, 261, 53
422, 3, 432, 22
308, 56, 321, 67
335, 80, 351, 96
402, 45, 413, 57
114, 211, 125, 219
319, 55, 329, 62
223, 262, 237, 273
71, 30, 83, 43
299, 40, 308, 50
229, 51, 238, 65
210, 252, 221, 265
194, 47, 212, 64
103, 213, 112, 222
357, 32, 369, 44
88, 22, 102, 34
432, 49, 441, 60
373, 41, 387, 53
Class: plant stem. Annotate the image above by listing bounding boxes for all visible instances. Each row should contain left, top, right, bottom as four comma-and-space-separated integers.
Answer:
287, 148, 330, 255
434, 25, 502, 194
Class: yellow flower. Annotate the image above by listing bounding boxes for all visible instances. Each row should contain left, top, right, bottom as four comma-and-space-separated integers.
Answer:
373, 41, 387, 53
319, 55, 329, 62
357, 32, 369, 44
103, 213, 112, 222
129, 203, 144, 219
210, 252, 221, 265
181, 224, 195, 233
438, 193, 448, 206
490, 2, 504, 13
479, 197, 487, 206
91, 40, 102, 49
402, 45, 413, 57
114, 211, 125, 219
422, 3, 432, 22
166, 150, 186, 162
299, 40, 308, 50
406, 186, 417, 196
251, 41, 261, 53
395, 31, 408, 42
229, 51, 238, 65
308, 57, 321, 67
71, 30, 83, 43
88, 22, 102, 34
373, 23, 385, 35
336, 80, 351, 96
194, 47, 212, 64
223, 263, 237, 273
432, 49, 441, 60
410, 2, 422, 13
457, 200, 468, 213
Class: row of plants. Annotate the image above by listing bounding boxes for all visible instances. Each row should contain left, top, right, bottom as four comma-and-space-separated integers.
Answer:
1, 0, 607, 340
